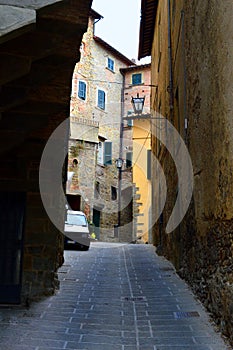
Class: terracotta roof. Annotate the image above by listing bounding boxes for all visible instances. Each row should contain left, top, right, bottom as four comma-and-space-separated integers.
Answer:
138, 0, 158, 60
120, 63, 151, 73
93, 35, 135, 66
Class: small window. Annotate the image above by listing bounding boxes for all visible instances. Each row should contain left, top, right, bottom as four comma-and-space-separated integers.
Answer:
78, 81, 86, 100
127, 111, 133, 127
111, 186, 117, 200
107, 58, 115, 71
95, 182, 100, 199
80, 42, 85, 53
72, 158, 78, 167
132, 73, 142, 85
126, 152, 133, 168
98, 89, 105, 110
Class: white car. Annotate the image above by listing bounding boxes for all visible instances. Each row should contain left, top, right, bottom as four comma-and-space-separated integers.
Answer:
64, 210, 90, 250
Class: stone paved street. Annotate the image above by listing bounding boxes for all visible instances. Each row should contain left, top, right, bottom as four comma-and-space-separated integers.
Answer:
0, 242, 231, 350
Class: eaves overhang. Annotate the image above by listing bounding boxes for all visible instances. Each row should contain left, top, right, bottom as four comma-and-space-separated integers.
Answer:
89, 8, 103, 20
138, 0, 158, 60
120, 63, 151, 74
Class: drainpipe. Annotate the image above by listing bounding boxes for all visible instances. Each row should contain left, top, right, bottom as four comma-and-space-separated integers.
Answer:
117, 73, 125, 231
167, 0, 174, 122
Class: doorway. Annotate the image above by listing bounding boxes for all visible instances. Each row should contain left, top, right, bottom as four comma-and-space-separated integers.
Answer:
93, 209, 100, 240
66, 194, 81, 211
0, 192, 26, 304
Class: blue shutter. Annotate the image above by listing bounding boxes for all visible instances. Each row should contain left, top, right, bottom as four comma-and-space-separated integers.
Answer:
108, 58, 114, 71
104, 141, 112, 165
98, 90, 105, 109
78, 81, 86, 100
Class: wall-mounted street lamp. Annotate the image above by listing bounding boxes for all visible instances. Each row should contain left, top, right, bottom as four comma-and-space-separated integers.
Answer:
131, 93, 145, 114
115, 158, 123, 169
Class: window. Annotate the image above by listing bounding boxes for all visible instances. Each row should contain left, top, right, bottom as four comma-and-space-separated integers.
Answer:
126, 152, 133, 168
95, 182, 100, 199
80, 41, 85, 53
97, 140, 112, 166
127, 111, 133, 127
132, 73, 142, 85
107, 58, 114, 72
78, 81, 86, 100
66, 213, 87, 226
104, 141, 112, 165
97, 89, 105, 109
147, 150, 151, 180
111, 186, 117, 200
72, 158, 78, 167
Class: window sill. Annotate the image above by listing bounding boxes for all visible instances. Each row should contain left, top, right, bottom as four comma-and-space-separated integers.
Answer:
106, 67, 115, 74
95, 106, 107, 113
129, 83, 144, 87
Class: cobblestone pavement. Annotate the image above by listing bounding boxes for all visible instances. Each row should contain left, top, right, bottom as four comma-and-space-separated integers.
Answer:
0, 242, 231, 350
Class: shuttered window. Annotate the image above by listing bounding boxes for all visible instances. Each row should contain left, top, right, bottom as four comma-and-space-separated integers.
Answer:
107, 58, 114, 71
147, 149, 151, 180
132, 73, 142, 85
98, 89, 105, 109
126, 152, 133, 168
104, 141, 112, 165
78, 81, 86, 100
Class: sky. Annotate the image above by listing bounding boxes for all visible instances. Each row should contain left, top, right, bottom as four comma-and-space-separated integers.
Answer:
92, 0, 150, 63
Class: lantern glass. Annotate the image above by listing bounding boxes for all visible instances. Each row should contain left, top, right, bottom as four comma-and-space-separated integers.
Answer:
131, 94, 145, 114
116, 158, 123, 169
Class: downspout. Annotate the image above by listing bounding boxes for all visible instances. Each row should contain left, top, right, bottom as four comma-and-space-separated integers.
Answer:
117, 73, 125, 230
167, 0, 174, 122
93, 18, 102, 35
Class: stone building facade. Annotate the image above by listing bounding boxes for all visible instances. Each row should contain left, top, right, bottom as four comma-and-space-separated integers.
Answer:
139, 0, 233, 344
120, 64, 152, 243
68, 10, 135, 242
0, 0, 92, 304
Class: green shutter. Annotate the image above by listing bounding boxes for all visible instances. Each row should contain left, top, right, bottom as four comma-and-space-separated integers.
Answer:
126, 152, 133, 168
132, 73, 142, 85
104, 141, 112, 165
147, 150, 151, 180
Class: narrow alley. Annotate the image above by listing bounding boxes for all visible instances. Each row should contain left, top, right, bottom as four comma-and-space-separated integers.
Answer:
0, 243, 230, 350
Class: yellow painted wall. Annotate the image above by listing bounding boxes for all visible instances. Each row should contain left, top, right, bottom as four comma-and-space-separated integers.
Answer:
133, 119, 151, 242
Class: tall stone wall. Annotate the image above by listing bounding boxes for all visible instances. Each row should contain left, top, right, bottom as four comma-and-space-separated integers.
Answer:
150, 0, 233, 343
182, 0, 233, 342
